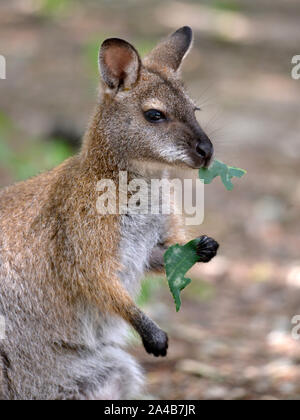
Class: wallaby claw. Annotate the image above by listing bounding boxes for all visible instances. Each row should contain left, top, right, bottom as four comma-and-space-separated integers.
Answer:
142, 329, 168, 357
196, 235, 219, 263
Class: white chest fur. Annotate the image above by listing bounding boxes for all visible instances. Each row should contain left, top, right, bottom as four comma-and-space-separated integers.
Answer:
118, 213, 166, 296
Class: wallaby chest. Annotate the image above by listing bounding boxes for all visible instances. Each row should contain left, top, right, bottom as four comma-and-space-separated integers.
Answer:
118, 213, 166, 295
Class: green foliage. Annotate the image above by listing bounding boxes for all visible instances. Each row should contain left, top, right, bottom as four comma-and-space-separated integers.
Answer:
165, 159, 246, 311
0, 112, 16, 168
212, 0, 241, 12
199, 159, 246, 191
9, 139, 72, 181
184, 278, 215, 302
0, 112, 13, 134
85, 38, 106, 76
0, 112, 72, 183
164, 238, 204, 312
39, 0, 73, 16
137, 275, 164, 307
0, 139, 14, 164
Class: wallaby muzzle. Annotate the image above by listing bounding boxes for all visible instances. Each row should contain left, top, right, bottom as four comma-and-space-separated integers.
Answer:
195, 133, 214, 168
186, 130, 214, 169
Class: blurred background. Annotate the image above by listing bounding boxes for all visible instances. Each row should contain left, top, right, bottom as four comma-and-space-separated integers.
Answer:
1, 0, 300, 400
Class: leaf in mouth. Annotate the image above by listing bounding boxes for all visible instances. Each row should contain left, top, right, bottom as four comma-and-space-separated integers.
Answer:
198, 159, 246, 191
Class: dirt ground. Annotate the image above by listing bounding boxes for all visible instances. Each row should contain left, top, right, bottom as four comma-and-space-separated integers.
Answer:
1, 0, 300, 400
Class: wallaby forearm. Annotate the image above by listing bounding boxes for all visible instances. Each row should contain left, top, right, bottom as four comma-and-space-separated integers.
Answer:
129, 308, 168, 357
147, 213, 187, 273
88, 274, 168, 357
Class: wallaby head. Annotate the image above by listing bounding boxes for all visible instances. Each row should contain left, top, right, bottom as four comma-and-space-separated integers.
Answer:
93, 26, 213, 170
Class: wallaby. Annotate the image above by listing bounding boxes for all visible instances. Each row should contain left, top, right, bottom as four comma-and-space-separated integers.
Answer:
0, 26, 219, 400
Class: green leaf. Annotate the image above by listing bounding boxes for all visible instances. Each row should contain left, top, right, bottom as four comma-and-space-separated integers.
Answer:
198, 159, 246, 191
164, 238, 203, 312
164, 159, 246, 311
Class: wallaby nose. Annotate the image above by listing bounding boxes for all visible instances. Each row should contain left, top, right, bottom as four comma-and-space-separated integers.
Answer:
195, 137, 213, 165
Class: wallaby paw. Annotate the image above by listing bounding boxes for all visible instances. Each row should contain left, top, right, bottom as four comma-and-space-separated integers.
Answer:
196, 235, 219, 263
142, 329, 169, 357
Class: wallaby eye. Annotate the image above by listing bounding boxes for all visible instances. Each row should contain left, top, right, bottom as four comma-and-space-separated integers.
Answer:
144, 109, 166, 123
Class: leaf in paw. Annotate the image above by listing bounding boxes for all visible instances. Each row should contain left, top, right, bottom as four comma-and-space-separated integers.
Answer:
164, 237, 220, 311
196, 235, 219, 263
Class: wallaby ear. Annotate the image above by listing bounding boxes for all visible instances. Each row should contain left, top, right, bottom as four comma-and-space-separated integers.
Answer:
144, 26, 193, 73
99, 38, 141, 91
